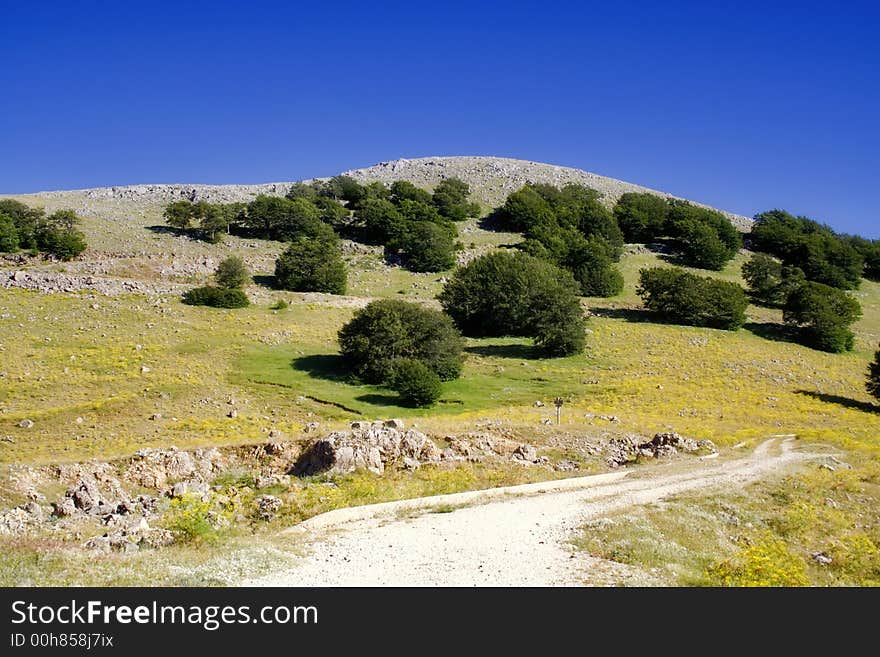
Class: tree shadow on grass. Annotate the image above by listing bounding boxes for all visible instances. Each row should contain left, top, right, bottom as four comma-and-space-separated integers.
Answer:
589, 307, 657, 323
146, 225, 197, 239
253, 275, 277, 289
465, 343, 540, 359
354, 393, 401, 406
744, 321, 802, 345
291, 354, 352, 383
795, 390, 878, 414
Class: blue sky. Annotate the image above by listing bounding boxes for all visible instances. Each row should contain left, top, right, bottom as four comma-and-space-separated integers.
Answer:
1, 1, 878, 236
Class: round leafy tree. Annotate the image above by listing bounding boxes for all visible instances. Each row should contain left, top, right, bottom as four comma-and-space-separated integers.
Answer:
338, 299, 464, 384
274, 226, 347, 294
214, 256, 250, 289
438, 250, 586, 356
389, 358, 442, 407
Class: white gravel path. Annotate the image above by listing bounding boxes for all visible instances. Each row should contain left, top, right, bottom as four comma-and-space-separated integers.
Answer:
243, 438, 817, 587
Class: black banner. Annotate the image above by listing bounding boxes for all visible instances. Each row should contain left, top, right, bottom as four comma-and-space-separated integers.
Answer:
0, 587, 871, 652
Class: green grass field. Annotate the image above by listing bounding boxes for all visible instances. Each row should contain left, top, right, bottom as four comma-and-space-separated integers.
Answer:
2, 200, 879, 585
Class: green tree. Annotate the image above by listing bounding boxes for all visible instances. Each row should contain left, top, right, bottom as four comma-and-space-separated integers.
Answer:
637, 267, 749, 330
182, 287, 250, 308
432, 178, 479, 221
164, 200, 196, 230
496, 185, 555, 232
326, 175, 365, 203
393, 221, 456, 272
614, 192, 669, 243
866, 344, 880, 401
214, 256, 250, 289
389, 358, 442, 407
36, 227, 88, 260
0, 213, 19, 252
274, 226, 347, 294
667, 202, 740, 270
564, 237, 624, 297
338, 299, 464, 384
742, 253, 784, 304
0, 199, 44, 249
438, 250, 587, 356
390, 180, 433, 206
355, 198, 405, 244
286, 181, 320, 201
783, 281, 862, 352
314, 196, 349, 227
245, 195, 323, 241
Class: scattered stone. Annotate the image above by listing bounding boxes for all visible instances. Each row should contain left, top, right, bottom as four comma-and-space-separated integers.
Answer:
140, 366, 151, 374
402, 457, 421, 471
149, 413, 162, 421
303, 421, 320, 433
52, 497, 77, 518
255, 495, 282, 520
255, 474, 290, 489
169, 480, 210, 499
17, 419, 34, 429
295, 421, 441, 476
384, 419, 405, 430
512, 444, 538, 463
533, 400, 545, 407
811, 551, 833, 566
554, 460, 579, 472
227, 409, 238, 419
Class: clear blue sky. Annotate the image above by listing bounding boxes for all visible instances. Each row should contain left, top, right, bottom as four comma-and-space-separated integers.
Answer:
2, 1, 878, 236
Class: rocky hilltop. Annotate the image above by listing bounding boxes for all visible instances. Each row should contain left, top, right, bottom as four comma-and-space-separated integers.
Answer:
13, 156, 752, 230
344, 156, 753, 230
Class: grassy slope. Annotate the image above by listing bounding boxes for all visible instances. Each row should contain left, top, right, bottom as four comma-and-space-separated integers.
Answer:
1, 198, 879, 586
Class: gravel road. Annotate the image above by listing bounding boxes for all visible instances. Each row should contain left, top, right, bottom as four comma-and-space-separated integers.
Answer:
243, 438, 816, 587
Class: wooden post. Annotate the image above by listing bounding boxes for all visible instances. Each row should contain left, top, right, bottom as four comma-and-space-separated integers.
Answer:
554, 397, 563, 425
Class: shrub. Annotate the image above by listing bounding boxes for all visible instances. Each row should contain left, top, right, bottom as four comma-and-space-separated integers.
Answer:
783, 281, 861, 352
338, 299, 464, 384
37, 227, 87, 260
163, 200, 196, 230
390, 180, 433, 206
245, 195, 324, 241
389, 358, 442, 407
637, 267, 749, 330
564, 237, 625, 297
0, 213, 18, 252
667, 202, 740, 270
182, 286, 250, 308
214, 256, 250, 289
706, 532, 810, 587
394, 221, 456, 272
613, 192, 669, 243
274, 228, 347, 294
496, 185, 555, 232
355, 198, 405, 244
438, 250, 586, 355
742, 253, 783, 304
432, 178, 480, 221
269, 299, 289, 311
0, 199, 43, 249
750, 209, 863, 290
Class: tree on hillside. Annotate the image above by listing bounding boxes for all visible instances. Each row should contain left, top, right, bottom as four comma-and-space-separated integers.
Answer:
390, 180, 433, 206
338, 299, 464, 384
274, 225, 346, 294
866, 345, 880, 401
614, 192, 669, 243
392, 221, 456, 272
637, 267, 749, 330
0, 213, 19, 252
783, 281, 861, 352
432, 178, 480, 221
355, 198, 405, 244
564, 237, 625, 297
164, 200, 196, 230
0, 199, 44, 249
389, 358, 442, 407
214, 256, 250, 289
438, 250, 587, 356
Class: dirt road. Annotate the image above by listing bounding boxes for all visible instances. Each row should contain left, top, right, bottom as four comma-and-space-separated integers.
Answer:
243, 437, 817, 587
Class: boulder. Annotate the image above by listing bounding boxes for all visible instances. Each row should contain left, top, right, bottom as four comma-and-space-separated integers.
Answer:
606, 436, 640, 467
294, 423, 441, 475
255, 495, 283, 520
512, 444, 538, 463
